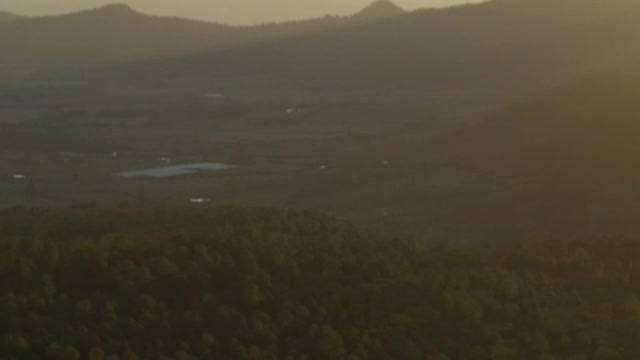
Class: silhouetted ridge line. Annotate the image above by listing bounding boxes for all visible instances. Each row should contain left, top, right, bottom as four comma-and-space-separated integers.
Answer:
353, 0, 406, 20
0, 11, 27, 23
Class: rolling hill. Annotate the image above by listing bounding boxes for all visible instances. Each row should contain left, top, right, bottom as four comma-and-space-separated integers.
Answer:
0, 4, 234, 82
0, 11, 26, 23
0, 1, 406, 84
13, 0, 640, 111
207, 0, 639, 96
290, 68, 640, 243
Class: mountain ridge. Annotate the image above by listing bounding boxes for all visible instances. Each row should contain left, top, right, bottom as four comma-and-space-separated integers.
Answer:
64, 0, 640, 99
0, 11, 26, 23
353, 0, 406, 21
2, 1, 408, 28
0, 1, 418, 84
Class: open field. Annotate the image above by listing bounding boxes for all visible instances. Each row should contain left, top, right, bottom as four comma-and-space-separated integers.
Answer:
0, 91, 481, 241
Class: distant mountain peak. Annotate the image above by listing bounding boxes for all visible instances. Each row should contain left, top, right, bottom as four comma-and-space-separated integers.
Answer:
96, 3, 134, 11
353, 0, 406, 20
85, 3, 140, 16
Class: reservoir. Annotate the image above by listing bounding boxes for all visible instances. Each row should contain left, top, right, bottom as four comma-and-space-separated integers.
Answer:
115, 163, 236, 179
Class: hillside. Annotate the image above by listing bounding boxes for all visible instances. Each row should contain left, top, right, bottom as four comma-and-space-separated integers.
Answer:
290, 69, 640, 243
3, 206, 640, 359
0, 4, 235, 81
0, 2, 404, 84
96, 0, 640, 93
0, 11, 26, 23
11, 0, 640, 111
427, 71, 640, 241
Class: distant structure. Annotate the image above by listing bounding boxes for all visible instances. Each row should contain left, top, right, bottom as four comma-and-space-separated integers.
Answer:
115, 163, 235, 179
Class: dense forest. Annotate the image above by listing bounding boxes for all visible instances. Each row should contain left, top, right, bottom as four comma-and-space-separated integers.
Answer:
1, 206, 639, 359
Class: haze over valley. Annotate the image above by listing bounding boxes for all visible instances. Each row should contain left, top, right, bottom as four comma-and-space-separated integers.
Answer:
2, 1, 640, 358
3, 0, 640, 242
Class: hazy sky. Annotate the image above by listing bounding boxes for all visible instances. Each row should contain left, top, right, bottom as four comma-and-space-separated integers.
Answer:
0, 0, 483, 24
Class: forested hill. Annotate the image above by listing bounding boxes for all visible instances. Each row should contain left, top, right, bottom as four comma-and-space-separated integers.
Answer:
2, 207, 640, 359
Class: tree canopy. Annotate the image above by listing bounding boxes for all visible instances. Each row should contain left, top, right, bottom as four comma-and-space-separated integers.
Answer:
1, 206, 639, 359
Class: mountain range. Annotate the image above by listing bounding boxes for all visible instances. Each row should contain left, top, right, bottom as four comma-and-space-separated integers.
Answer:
2, 0, 640, 243
0, 1, 405, 84
13, 0, 639, 109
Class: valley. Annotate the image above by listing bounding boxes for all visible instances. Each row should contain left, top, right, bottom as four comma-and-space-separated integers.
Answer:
2, 0, 640, 245
4, 1, 640, 359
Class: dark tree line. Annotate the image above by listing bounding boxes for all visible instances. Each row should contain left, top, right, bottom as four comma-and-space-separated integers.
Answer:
1, 206, 639, 359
